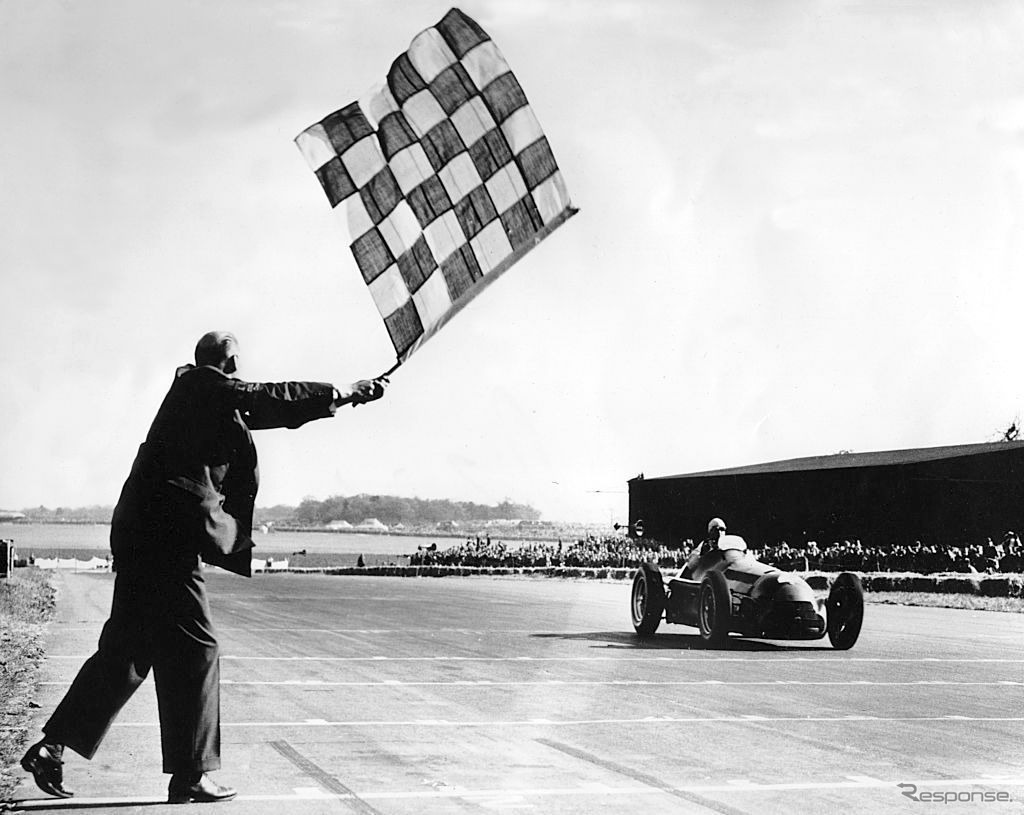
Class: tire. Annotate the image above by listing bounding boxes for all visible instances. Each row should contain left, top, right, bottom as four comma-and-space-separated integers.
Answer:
827, 572, 864, 650
698, 570, 732, 646
630, 561, 665, 637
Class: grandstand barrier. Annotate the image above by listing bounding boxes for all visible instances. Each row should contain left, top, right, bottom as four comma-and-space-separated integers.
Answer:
34, 556, 111, 571
248, 565, 1024, 597
251, 558, 290, 572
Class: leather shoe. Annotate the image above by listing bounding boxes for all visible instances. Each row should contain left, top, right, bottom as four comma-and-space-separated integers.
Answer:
167, 773, 237, 804
20, 741, 73, 799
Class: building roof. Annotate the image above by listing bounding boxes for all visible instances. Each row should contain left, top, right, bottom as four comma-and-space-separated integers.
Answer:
356, 518, 388, 530
642, 440, 1024, 481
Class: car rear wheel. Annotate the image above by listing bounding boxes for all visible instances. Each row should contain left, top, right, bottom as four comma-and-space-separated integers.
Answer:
827, 572, 864, 650
631, 561, 665, 637
698, 570, 731, 646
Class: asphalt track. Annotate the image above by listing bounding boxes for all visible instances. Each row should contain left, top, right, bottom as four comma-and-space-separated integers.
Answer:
6, 570, 1024, 814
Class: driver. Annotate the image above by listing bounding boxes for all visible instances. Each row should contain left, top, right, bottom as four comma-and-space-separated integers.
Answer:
681, 517, 728, 577
701, 517, 728, 556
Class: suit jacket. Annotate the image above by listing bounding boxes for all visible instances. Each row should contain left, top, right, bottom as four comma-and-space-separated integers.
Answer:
111, 364, 336, 577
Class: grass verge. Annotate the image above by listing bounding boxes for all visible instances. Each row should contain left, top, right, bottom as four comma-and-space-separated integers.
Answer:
865, 591, 1024, 613
0, 568, 56, 803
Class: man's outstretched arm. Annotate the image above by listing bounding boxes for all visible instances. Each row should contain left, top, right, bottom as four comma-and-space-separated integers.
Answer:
238, 377, 387, 430
332, 378, 388, 408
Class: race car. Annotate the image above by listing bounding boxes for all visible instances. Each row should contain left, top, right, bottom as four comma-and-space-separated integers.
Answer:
629, 534, 864, 649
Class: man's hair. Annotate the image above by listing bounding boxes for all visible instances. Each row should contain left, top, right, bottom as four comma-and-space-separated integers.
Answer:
195, 331, 239, 367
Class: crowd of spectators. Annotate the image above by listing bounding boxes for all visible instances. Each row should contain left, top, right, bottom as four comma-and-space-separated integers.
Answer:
409, 531, 1024, 574
752, 533, 1024, 574
410, 536, 690, 569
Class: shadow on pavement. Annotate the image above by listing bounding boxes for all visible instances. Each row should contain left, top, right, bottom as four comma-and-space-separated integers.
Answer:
5, 798, 167, 811
530, 630, 835, 651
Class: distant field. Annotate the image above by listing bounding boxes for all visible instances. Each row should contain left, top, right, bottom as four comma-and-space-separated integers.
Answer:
0, 523, 430, 558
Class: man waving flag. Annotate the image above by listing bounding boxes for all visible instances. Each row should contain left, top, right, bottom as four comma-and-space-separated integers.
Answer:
296, 8, 576, 370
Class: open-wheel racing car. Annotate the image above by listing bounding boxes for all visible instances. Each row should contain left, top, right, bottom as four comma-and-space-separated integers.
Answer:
630, 534, 864, 649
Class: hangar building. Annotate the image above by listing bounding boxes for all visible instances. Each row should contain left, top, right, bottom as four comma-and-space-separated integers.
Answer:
628, 440, 1024, 547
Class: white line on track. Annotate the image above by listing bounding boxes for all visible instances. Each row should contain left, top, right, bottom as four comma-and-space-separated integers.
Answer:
49, 626, 577, 633
229, 628, 606, 634
44, 655, 1024, 662
48, 624, 1024, 636
36, 679, 1024, 687
8, 775, 1024, 810
40, 714, 1023, 728
229, 678, 1017, 687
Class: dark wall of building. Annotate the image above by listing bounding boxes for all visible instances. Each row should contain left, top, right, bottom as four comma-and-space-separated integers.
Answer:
629, 447, 1024, 547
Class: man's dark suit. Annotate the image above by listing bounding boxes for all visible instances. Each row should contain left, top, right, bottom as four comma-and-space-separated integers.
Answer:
42, 364, 336, 774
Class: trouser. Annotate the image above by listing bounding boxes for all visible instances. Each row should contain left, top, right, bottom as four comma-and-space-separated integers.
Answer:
43, 554, 221, 774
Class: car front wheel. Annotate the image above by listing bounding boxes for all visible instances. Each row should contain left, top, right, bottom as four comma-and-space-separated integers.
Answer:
827, 572, 864, 650
630, 561, 665, 637
698, 570, 732, 646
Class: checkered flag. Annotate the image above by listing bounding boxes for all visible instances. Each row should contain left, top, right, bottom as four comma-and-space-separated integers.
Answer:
296, 8, 576, 369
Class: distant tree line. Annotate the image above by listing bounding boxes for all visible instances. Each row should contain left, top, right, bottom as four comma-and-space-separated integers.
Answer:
20, 505, 114, 523
282, 494, 541, 527
19, 495, 542, 527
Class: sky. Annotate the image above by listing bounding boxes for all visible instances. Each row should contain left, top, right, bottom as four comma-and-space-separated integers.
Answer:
3, 0, 1024, 524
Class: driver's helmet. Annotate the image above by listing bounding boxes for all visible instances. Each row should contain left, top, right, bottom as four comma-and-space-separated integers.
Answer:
707, 517, 727, 536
